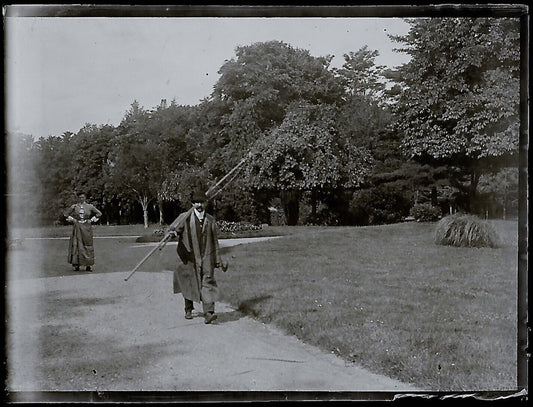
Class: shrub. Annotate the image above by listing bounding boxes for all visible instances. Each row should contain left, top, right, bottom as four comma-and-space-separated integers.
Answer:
434, 213, 500, 248
410, 203, 442, 222
303, 209, 340, 226
349, 184, 411, 225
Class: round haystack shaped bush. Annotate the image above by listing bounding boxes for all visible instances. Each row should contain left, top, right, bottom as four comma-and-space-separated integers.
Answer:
434, 213, 500, 248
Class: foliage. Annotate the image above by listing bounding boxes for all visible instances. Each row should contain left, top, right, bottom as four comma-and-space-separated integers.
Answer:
409, 203, 442, 222
302, 206, 340, 226
245, 101, 372, 224
213, 40, 343, 130
32, 134, 79, 223
212, 179, 268, 224
247, 102, 339, 190
350, 141, 451, 225
334, 45, 386, 100
349, 183, 411, 225
388, 17, 520, 207
206, 41, 346, 203
9, 34, 522, 228
70, 124, 115, 205
160, 164, 209, 209
335, 46, 393, 167
109, 101, 183, 227
434, 213, 500, 248
474, 167, 519, 218
337, 97, 393, 148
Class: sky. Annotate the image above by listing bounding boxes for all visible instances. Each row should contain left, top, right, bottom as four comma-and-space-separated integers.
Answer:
5, 17, 411, 139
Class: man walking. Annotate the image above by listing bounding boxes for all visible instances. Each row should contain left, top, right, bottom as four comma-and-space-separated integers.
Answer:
169, 189, 222, 324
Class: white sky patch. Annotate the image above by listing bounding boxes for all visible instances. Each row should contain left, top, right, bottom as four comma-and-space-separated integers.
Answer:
5, 17, 410, 139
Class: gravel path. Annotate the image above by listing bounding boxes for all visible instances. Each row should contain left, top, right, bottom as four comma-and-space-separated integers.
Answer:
6, 237, 419, 396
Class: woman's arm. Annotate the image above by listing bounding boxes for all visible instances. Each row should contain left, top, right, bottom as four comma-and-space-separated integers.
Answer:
64, 205, 76, 222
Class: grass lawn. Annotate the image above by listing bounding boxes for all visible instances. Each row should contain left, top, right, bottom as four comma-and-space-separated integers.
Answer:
8, 223, 292, 241
9, 223, 157, 239
6, 220, 518, 391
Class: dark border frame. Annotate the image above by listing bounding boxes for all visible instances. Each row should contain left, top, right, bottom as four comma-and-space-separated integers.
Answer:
3, 3, 529, 404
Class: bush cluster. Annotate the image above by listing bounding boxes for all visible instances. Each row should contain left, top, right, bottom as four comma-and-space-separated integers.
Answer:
303, 209, 340, 226
410, 203, 442, 222
349, 183, 411, 225
434, 213, 500, 248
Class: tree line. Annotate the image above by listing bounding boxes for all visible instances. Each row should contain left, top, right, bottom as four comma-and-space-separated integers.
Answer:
7, 18, 520, 228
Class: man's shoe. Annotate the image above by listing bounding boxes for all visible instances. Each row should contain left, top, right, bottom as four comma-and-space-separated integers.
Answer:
86, 266, 92, 272
73, 265, 80, 271
204, 313, 217, 324
184, 311, 193, 320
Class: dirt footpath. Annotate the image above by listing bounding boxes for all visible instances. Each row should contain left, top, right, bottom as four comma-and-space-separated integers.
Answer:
6, 239, 420, 395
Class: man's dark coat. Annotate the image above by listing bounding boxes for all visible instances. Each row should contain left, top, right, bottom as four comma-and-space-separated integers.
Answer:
170, 208, 221, 303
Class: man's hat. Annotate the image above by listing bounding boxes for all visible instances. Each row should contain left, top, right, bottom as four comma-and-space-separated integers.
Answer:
191, 189, 206, 203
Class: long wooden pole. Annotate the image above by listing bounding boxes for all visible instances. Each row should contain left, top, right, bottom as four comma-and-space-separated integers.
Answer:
205, 155, 249, 199
124, 233, 172, 281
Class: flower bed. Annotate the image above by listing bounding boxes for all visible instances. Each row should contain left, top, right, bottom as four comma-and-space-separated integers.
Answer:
216, 220, 263, 233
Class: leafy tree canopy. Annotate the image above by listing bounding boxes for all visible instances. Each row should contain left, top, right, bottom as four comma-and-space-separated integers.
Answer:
334, 45, 387, 100
208, 41, 345, 171
389, 17, 520, 165
245, 101, 372, 193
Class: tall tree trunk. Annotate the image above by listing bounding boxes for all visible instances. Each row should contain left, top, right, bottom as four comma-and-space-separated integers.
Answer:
468, 170, 480, 214
158, 195, 164, 225
140, 196, 149, 229
311, 189, 317, 221
280, 189, 300, 226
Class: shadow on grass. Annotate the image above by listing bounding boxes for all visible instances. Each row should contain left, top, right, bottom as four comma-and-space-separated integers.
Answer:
209, 295, 273, 324
215, 309, 246, 324
236, 295, 273, 317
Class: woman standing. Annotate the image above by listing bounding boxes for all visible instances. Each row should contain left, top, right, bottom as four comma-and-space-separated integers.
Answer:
64, 193, 102, 272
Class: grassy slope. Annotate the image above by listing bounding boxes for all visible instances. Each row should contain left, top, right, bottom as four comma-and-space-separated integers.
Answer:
7, 221, 518, 391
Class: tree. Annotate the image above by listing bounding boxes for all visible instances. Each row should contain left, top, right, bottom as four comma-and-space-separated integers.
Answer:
334, 47, 393, 148
201, 41, 348, 222
214, 40, 343, 128
33, 133, 78, 224
110, 102, 171, 228
161, 164, 210, 208
146, 100, 197, 224
388, 17, 520, 211
70, 124, 115, 214
245, 101, 372, 225
208, 41, 344, 172
334, 46, 386, 100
